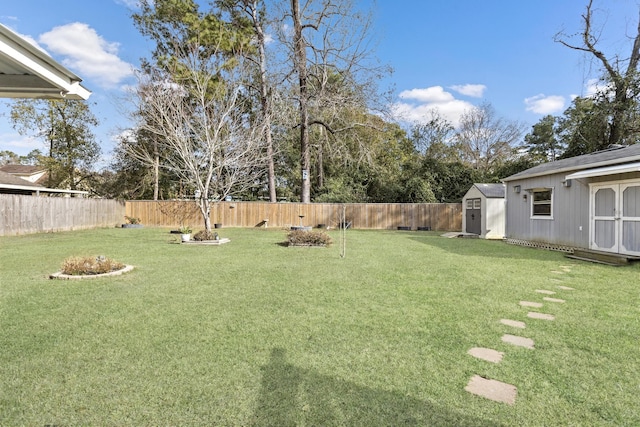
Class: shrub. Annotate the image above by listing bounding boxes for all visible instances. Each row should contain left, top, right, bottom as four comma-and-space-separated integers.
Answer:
61, 256, 125, 276
193, 230, 218, 241
124, 216, 140, 224
286, 230, 332, 246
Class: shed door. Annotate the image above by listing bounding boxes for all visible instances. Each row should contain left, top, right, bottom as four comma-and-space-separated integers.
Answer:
591, 183, 640, 256
466, 198, 481, 235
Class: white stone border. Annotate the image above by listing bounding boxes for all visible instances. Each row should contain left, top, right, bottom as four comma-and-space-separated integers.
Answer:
49, 265, 135, 280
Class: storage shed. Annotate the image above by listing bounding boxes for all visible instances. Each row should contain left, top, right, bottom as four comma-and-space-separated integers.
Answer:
502, 144, 640, 256
462, 183, 505, 239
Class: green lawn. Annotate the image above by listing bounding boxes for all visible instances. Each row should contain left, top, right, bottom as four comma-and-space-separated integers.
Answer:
1, 227, 638, 426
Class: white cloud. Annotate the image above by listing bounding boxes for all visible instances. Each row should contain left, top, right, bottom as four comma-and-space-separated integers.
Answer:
399, 86, 454, 103
449, 84, 486, 98
38, 23, 134, 88
0, 132, 41, 155
114, 0, 141, 9
394, 86, 475, 127
524, 94, 566, 115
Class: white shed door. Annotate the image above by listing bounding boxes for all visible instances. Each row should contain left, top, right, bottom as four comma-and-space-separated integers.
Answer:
591, 183, 640, 256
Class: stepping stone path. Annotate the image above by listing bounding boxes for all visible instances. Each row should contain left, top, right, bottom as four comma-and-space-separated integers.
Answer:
500, 319, 526, 328
502, 334, 535, 349
520, 300, 543, 308
527, 312, 555, 321
468, 347, 504, 363
465, 375, 517, 405
464, 265, 576, 405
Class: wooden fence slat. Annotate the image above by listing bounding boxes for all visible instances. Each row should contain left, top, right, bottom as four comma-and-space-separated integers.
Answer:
125, 201, 462, 231
0, 195, 125, 236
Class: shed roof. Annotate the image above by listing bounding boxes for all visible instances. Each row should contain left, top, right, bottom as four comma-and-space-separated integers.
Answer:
503, 144, 640, 182
0, 24, 90, 100
473, 183, 505, 198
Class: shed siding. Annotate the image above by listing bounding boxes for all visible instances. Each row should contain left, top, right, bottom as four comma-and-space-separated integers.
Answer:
507, 171, 640, 249
506, 173, 589, 248
485, 197, 506, 239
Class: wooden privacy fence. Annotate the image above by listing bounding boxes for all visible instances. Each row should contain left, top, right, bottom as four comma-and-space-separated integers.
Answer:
0, 194, 125, 236
126, 201, 462, 231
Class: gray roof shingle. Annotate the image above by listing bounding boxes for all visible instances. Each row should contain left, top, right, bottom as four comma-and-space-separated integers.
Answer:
503, 144, 640, 182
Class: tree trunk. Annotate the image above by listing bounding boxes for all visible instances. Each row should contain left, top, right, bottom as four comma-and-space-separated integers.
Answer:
292, 0, 311, 203
153, 139, 159, 201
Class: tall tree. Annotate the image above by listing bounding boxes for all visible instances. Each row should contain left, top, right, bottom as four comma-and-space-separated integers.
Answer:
281, 0, 389, 202
218, 0, 279, 202
9, 99, 100, 190
555, 0, 640, 146
454, 103, 524, 174
524, 114, 563, 162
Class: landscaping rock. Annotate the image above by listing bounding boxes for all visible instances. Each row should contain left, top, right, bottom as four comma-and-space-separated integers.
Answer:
535, 289, 556, 295
500, 319, 526, 329
502, 334, 534, 349
527, 312, 555, 321
543, 297, 565, 303
468, 347, 504, 363
465, 375, 517, 405
520, 301, 543, 308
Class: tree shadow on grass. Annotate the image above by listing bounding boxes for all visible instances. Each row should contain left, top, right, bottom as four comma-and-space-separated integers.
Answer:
251, 348, 504, 427
407, 235, 561, 261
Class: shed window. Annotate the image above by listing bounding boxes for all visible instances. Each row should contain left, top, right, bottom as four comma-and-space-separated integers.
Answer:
531, 189, 553, 218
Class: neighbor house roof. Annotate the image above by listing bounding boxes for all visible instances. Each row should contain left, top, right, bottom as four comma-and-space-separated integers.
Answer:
472, 183, 505, 198
0, 164, 47, 184
0, 169, 87, 195
503, 144, 640, 182
0, 23, 91, 100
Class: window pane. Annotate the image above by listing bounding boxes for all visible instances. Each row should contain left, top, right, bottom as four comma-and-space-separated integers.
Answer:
534, 190, 551, 202
473, 199, 481, 209
466, 200, 473, 209
533, 203, 551, 215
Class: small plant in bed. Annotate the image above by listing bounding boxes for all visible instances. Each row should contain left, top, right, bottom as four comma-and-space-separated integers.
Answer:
61, 256, 125, 275
287, 229, 332, 247
193, 230, 217, 241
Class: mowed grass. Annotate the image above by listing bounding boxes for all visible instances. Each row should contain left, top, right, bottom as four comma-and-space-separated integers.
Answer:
1, 227, 639, 426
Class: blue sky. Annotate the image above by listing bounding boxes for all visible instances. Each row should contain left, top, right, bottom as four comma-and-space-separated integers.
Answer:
0, 0, 638, 165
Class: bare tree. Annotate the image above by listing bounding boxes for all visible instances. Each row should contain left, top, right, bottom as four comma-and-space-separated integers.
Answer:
455, 103, 524, 173
131, 41, 269, 232
555, 0, 640, 146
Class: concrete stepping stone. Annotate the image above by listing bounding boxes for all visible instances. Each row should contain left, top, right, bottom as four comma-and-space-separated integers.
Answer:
550, 270, 564, 274
465, 375, 517, 405
520, 301, 543, 308
500, 319, 526, 329
535, 289, 556, 295
558, 286, 575, 291
543, 297, 565, 303
527, 312, 555, 321
502, 334, 534, 349
468, 347, 504, 363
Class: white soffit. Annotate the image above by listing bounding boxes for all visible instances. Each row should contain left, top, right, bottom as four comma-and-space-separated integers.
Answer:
565, 162, 640, 180
0, 24, 91, 100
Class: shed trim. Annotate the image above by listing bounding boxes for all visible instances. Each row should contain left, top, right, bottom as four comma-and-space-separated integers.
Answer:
565, 162, 640, 180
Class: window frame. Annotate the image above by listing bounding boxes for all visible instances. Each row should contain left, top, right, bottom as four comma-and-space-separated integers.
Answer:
530, 187, 554, 219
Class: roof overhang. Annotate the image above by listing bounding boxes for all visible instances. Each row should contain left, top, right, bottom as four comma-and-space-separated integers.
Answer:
0, 24, 91, 100
565, 162, 640, 180
0, 183, 88, 196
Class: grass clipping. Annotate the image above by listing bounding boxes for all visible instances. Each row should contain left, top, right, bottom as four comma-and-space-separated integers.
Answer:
287, 230, 332, 247
61, 256, 125, 276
